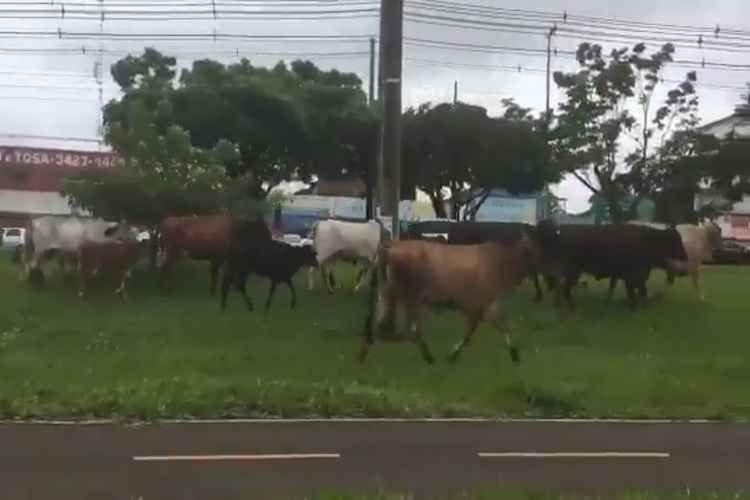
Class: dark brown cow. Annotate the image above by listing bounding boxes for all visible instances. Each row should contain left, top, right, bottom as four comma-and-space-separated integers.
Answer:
535, 220, 687, 309
158, 215, 238, 295
360, 232, 538, 364
77, 240, 146, 299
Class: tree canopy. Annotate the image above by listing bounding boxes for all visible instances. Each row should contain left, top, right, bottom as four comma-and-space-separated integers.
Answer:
402, 100, 557, 219
550, 42, 750, 223
63, 49, 378, 226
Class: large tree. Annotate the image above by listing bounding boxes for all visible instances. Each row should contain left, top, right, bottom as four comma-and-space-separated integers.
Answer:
63, 97, 242, 231
402, 101, 556, 219
104, 49, 377, 198
550, 42, 699, 223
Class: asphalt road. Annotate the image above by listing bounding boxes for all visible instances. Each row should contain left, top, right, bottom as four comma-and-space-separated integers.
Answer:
2, 419, 750, 499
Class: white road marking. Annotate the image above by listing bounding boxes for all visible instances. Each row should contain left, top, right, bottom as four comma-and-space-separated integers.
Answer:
478, 451, 671, 458
133, 453, 341, 462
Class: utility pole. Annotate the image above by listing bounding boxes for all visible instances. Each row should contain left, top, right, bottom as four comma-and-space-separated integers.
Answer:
379, 0, 404, 238
545, 23, 558, 122
453, 80, 458, 105
365, 36, 376, 220
376, 6, 386, 220
368, 37, 376, 107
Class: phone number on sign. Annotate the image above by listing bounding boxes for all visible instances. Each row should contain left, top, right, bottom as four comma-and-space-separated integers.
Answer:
0, 150, 119, 168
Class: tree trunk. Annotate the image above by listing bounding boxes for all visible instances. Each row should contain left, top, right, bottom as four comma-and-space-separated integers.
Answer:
463, 188, 491, 221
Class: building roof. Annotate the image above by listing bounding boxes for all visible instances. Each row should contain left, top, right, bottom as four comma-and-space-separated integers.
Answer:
699, 111, 750, 141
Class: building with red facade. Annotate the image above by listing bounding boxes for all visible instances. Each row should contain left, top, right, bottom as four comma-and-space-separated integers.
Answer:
0, 145, 118, 228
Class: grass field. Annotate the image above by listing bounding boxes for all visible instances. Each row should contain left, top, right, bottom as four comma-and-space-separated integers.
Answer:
309, 490, 750, 500
0, 251, 749, 420
310, 490, 750, 500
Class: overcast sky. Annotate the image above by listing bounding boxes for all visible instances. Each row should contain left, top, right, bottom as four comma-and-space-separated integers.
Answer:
0, 0, 747, 213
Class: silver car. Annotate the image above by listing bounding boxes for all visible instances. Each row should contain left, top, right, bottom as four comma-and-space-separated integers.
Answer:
1, 227, 25, 249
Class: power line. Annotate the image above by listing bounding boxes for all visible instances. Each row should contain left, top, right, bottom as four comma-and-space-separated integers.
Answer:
0, 5, 379, 21
0, 82, 101, 91
403, 11, 750, 53
0, 30, 375, 41
0, 95, 96, 103
402, 37, 750, 73
406, 0, 750, 39
404, 57, 746, 94
0, 46, 371, 63
405, 57, 546, 74
0, 132, 103, 143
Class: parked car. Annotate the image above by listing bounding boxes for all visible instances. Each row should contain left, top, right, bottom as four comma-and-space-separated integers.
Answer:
712, 240, 750, 265
1, 227, 25, 249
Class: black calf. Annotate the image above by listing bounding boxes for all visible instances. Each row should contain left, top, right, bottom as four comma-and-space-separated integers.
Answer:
220, 241, 317, 312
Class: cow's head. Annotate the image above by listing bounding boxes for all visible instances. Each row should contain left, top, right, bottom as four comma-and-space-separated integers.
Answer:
298, 244, 318, 268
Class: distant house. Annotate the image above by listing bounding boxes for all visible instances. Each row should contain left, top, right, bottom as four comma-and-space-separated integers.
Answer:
694, 106, 750, 245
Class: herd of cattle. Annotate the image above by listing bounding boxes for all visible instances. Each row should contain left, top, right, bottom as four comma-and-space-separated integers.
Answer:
9, 213, 722, 364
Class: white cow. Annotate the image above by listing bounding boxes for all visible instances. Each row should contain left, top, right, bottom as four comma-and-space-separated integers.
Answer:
22, 215, 135, 283
614, 221, 722, 301
307, 219, 389, 293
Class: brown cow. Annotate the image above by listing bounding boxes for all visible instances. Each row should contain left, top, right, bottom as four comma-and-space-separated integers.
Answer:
77, 240, 146, 299
157, 215, 238, 295
360, 231, 537, 364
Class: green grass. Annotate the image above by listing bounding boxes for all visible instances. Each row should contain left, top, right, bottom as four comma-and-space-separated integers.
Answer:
1, 250, 749, 420
306, 489, 750, 500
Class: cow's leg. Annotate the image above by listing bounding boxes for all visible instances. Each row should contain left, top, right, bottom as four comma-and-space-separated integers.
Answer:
666, 268, 676, 287
287, 280, 297, 309
352, 263, 371, 293
236, 272, 254, 312
115, 270, 131, 301
692, 268, 704, 302
329, 268, 338, 290
624, 279, 639, 310
531, 271, 543, 303
209, 259, 222, 297
607, 277, 618, 303
77, 270, 87, 299
486, 301, 519, 364
406, 302, 433, 365
448, 310, 481, 363
319, 263, 334, 294
264, 281, 278, 311
219, 265, 233, 312
562, 272, 578, 310
638, 280, 648, 306
307, 266, 315, 291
